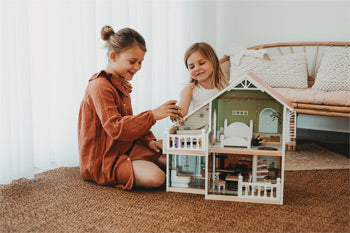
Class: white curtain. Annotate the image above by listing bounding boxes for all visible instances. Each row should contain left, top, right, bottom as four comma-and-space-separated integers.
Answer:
0, 0, 221, 184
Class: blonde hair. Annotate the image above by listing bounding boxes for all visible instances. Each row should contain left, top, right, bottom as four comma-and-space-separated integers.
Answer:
101, 25, 146, 57
184, 42, 229, 90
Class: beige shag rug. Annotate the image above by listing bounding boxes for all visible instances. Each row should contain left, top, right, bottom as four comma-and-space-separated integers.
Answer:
285, 143, 350, 171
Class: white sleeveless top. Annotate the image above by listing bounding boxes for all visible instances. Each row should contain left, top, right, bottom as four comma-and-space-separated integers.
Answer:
189, 84, 220, 112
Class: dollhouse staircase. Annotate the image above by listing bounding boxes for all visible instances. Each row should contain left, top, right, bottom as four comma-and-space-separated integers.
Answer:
256, 159, 269, 180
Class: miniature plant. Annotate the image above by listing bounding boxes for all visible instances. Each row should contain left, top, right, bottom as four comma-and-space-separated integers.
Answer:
270, 111, 281, 124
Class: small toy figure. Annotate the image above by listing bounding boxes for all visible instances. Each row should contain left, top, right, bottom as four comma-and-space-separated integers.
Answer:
170, 114, 184, 127
252, 134, 263, 146
264, 175, 272, 193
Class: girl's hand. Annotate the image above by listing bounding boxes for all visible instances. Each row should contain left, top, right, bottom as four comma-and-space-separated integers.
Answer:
152, 100, 182, 121
148, 140, 162, 153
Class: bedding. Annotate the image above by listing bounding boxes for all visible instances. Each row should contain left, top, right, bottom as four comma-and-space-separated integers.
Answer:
312, 47, 350, 92
274, 88, 350, 106
228, 52, 308, 88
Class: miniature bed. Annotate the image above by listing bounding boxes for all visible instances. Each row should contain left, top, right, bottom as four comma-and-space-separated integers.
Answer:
220, 119, 253, 149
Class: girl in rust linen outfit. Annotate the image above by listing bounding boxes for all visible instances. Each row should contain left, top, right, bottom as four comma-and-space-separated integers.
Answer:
78, 26, 181, 190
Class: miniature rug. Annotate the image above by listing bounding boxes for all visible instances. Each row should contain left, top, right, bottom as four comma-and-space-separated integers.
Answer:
285, 143, 350, 171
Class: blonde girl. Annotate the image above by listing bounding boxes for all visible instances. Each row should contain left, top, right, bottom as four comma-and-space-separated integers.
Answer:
179, 42, 229, 116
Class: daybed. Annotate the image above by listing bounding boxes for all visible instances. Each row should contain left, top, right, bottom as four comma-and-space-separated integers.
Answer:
220, 119, 253, 149
220, 42, 350, 118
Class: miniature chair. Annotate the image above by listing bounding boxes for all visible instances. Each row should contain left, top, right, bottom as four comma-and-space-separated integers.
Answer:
214, 180, 226, 191
212, 172, 225, 191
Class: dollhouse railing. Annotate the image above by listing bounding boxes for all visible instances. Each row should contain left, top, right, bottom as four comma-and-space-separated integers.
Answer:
163, 129, 207, 152
238, 175, 281, 200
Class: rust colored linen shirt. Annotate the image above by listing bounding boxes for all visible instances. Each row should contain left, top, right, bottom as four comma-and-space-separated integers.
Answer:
78, 71, 158, 190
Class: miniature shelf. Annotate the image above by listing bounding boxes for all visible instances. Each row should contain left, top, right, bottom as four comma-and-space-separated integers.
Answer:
209, 143, 283, 157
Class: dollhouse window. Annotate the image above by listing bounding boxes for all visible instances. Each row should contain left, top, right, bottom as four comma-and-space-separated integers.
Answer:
259, 108, 278, 133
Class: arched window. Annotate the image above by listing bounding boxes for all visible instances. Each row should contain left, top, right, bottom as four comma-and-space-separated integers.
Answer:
259, 108, 278, 133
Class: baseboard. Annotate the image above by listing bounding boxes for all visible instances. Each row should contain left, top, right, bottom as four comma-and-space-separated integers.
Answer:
296, 128, 350, 157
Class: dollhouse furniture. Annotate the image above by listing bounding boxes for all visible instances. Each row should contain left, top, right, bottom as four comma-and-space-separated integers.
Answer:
220, 119, 253, 149
213, 180, 225, 191
163, 72, 295, 205
213, 172, 226, 192
221, 42, 350, 118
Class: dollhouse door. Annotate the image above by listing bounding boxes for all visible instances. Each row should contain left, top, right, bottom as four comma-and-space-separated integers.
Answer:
259, 108, 278, 133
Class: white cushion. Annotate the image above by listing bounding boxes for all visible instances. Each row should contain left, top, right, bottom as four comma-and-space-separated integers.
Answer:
230, 53, 308, 88
312, 47, 350, 92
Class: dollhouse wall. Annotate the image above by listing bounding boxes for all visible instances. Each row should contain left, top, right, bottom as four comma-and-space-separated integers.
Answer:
212, 90, 284, 140
176, 155, 204, 177
179, 104, 210, 131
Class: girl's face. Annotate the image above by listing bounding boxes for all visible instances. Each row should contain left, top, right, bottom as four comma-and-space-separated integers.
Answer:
186, 50, 213, 84
109, 45, 146, 81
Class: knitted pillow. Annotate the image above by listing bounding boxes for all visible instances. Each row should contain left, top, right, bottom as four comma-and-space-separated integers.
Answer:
312, 47, 350, 92
230, 53, 308, 88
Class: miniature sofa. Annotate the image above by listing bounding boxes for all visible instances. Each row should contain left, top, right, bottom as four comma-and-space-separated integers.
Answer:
220, 42, 350, 118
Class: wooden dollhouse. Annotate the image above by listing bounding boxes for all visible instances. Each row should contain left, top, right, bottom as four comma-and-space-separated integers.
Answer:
163, 72, 296, 205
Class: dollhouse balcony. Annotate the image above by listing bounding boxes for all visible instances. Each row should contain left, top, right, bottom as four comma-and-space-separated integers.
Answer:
238, 175, 281, 201
163, 129, 207, 155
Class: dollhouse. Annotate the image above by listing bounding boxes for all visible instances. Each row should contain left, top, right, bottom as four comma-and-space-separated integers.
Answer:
163, 72, 296, 205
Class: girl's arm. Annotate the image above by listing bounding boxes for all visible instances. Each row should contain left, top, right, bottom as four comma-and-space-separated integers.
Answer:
178, 83, 194, 117
87, 79, 156, 142
88, 79, 180, 142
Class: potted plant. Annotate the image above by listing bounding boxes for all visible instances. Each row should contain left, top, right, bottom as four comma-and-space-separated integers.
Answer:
268, 162, 280, 179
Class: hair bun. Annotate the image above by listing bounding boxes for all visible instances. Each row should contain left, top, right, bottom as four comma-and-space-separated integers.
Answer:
101, 25, 115, 41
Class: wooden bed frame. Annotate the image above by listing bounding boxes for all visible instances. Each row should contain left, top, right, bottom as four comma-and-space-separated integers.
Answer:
220, 42, 350, 118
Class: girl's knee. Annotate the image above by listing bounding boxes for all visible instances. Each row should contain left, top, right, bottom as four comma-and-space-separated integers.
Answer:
132, 160, 165, 188
148, 169, 165, 187
155, 170, 166, 186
